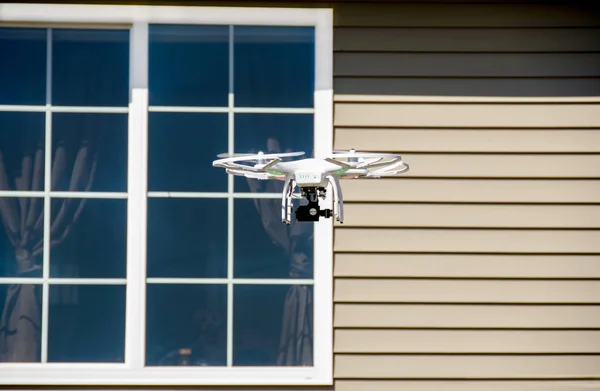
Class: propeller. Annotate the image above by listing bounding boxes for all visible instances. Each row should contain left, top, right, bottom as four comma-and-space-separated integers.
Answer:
215, 151, 304, 163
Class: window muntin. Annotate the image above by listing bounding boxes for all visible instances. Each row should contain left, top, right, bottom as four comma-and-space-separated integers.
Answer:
0, 4, 332, 386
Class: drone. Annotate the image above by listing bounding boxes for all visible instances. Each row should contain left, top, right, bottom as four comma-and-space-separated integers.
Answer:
212, 149, 409, 224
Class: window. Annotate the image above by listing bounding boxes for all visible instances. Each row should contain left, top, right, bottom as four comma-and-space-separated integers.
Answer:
0, 3, 333, 386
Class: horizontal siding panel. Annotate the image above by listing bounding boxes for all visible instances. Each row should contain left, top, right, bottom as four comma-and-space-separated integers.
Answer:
335, 229, 600, 254
335, 355, 600, 379
334, 279, 600, 303
334, 27, 600, 52
334, 304, 600, 328
399, 155, 600, 179
334, 128, 600, 153
334, 77, 600, 97
334, 254, 600, 278
334, 103, 600, 128
335, 380, 600, 391
342, 179, 600, 203
335, 53, 600, 77
334, 3, 600, 27
338, 204, 600, 228
334, 330, 600, 353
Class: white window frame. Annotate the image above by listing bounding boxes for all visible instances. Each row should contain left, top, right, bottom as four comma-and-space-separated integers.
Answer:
0, 3, 333, 386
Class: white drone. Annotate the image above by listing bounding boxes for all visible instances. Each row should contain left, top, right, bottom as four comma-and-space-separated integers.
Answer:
212, 149, 409, 224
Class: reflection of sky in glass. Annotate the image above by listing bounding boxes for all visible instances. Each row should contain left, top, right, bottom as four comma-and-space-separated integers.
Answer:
52, 113, 128, 192
146, 284, 227, 366
52, 29, 129, 106
234, 26, 314, 108
48, 285, 125, 362
0, 112, 45, 192
148, 113, 228, 192
234, 284, 313, 366
0, 28, 46, 105
234, 199, 314, 279
149, 25, 229, 107
50, 199, 126, 279
147, 198, 228, 278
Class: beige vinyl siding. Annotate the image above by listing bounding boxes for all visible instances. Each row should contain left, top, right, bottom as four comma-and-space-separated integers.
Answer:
331, 0, 600, 389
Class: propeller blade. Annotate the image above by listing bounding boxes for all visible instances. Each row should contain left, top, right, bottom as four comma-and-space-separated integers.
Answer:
216, 152, 259, 158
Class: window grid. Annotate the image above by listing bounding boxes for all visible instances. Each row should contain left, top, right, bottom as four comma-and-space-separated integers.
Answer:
145, 24, 316, 368
0, 26, 134, 363
0, 24, 316, 366
0, 5, 333, 384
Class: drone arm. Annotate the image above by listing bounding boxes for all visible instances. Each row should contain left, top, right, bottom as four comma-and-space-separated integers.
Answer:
287, 179, 295, 223
327, 174, 344, 224
281, 176, 292, 224
324, 158, 351, 169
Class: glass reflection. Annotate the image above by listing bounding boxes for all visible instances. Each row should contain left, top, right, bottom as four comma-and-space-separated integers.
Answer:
148, 113, 228, 192
0, 28, 46, 105
52, 29, 129, 107
48, 284, 125, 362
234, 199, 313, 279
0, 284, 42, 362
52, 113, 128, 192
233, 284, 313, 366
50, 199, 126, 278
146, 284, 227, 366
0, 112, 45, 191
233, 113, 314, 193
149, 25, 229, 107
0, 197, 44, 278
147, 198, 227, 278
234, 26, 315, 108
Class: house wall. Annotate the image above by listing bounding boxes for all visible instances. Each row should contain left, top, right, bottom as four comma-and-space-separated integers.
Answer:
331, 1, 600, 390
32, 0, 600, 390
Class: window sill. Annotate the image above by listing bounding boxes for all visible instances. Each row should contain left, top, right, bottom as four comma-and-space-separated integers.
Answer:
0, 364, 333, 386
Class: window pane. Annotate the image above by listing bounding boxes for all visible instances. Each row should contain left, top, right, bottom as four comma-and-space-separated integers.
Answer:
52, 113, 127, 192
147, 198, 227, 278
0, 197, 44, 278
0, 283, 42, 362
146, 284, 227, 366
233, 114, 314, 193
52, 29, 129, 106
47, 284, 125, 362
233, 284, 313, 366
149, 25, 229, 107
50, 199, 126, 278
234, 26, 314, 108
148, 113, 227, 192
0, 112, 45, 191
0, 28, 46, 105
234, 199, 313, 279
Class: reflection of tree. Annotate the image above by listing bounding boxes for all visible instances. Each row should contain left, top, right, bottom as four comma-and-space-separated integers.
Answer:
246, 138, 313, 366
0, 125, 97, 362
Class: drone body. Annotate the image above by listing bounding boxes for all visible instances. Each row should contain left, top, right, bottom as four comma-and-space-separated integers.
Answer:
213, 149, 409, 224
